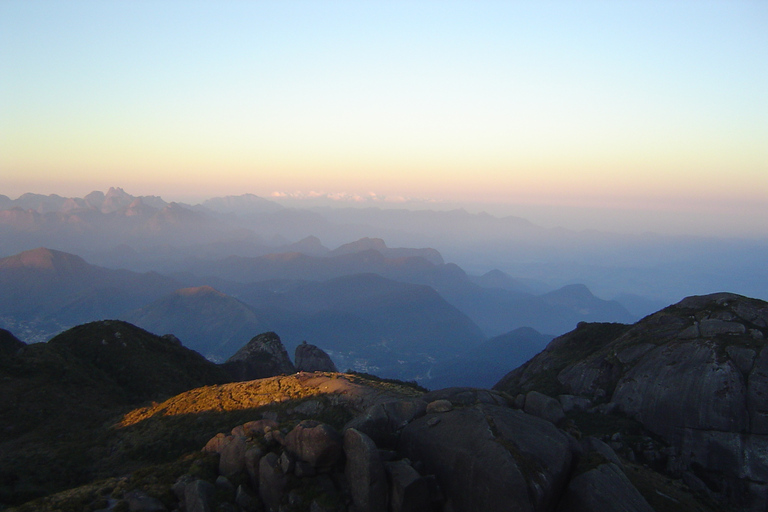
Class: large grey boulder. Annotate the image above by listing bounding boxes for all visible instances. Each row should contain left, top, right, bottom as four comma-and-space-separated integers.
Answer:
184, 480, 216, 512
295, 341, 338, 372
611, 341, 749, 442
222, 332, 296, 381
218, 434, 248, 478
524, 390, 565, 424
123, 489, 167, 512
344, 399, 427, 449
399, 403, 573, 512
557, 462, 654, 512
284, 420, 343, 468
259, 452, 287, 512
344, 428, 388, 512
384, 459, 431, 512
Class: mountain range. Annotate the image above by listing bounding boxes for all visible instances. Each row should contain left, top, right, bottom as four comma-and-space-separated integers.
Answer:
2, 188, 766, 311
0, 246, 634, 384
3, 293, 764, 511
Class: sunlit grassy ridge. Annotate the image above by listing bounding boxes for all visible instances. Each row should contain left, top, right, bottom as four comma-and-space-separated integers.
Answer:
7, 372, 425, 512
118, 371, 424, 427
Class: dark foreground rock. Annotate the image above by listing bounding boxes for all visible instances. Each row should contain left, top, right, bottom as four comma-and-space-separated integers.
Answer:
495, 292, 768, 511
221, 331, 296, 381
399, 403, 573, 512
557, 462, 654, 512
172, 386, 654, 512
295, 341, 338, 373
13, 376, 684, 512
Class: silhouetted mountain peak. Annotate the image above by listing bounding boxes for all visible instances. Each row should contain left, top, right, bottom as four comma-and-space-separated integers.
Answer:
331, 237, 388, 255
84, 190, 105, 208
543, 283, 593, 302
124, 197, 159, 217
105, 186, 129, 198
101, 187, 136, 213
0, 247, 90, 273
223, 331, 296, 380
295, 341, 338, 372
471, 269, 532, 293
149, 202, 205, 226
284, 235, 329, 256
45, 320, 228, 398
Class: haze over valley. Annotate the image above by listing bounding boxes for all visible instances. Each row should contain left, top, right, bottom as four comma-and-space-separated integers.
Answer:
1, 186, 766, 387
2, 2, 767, 510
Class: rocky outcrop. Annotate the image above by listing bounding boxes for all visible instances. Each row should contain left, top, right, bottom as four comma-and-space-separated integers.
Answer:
557, 462, 654, 512
31, 373, 671, 512
283, 419, 343, 469
344, 428, 387, 512
495, 292, 768, 511
399, 402, 573, 512
184, 387, 655, 512
295, 341, 338, 372
222, 331, 296, 381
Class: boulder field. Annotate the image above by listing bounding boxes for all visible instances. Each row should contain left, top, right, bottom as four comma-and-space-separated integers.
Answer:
188, 387, 653, 512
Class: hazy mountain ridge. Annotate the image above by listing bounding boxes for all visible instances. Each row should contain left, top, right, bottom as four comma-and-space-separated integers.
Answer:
2, 189, 765, 311
0, 246, 635, 383
0, 248, 182, 342
125, 286, 269, 361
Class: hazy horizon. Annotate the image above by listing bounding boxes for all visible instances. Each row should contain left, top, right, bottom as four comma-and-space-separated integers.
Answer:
2, 1, 767, 237
2, 185, 767, 238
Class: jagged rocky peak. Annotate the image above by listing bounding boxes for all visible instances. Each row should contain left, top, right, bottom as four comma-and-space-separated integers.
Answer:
100, 186, 136, 213
83, 189, 105, 209
494, 292, 768, 511
294, 341, 338, 372
223, 331, 296, 381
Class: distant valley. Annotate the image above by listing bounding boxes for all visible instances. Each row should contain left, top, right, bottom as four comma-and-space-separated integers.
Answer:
0, 245, 627, 385
2, 188, 766, 309
2, 187, 765, 386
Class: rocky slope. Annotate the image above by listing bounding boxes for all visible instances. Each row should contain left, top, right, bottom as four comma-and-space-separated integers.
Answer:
5, 293, 758, 511
495, 292, 768, 511
13, 379, 702, 512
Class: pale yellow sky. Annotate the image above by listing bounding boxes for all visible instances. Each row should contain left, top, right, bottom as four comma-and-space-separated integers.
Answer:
1, 1, 767, 235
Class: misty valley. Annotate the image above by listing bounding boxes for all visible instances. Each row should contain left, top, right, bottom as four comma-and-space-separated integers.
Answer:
1, 188, 767, 512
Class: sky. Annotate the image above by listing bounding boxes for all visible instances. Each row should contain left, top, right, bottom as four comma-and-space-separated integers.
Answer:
1, 1, 767, 235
